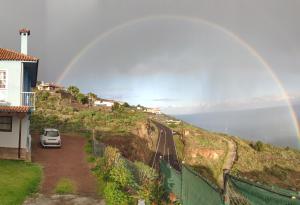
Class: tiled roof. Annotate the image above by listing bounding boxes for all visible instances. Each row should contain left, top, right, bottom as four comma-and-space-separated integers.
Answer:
0, 48, 38, 61
19, 28, 30, 35
0, 106, 31, 113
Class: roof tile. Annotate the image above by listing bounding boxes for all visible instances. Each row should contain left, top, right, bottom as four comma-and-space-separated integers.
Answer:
0, 48, 38, 61
0, 106, 31, 113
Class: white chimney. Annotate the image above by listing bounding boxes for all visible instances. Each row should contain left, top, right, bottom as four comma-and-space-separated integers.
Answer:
19, 28, 30, 55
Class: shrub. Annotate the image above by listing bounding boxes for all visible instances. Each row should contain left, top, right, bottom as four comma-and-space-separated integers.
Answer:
109, 159, 134, 188
250, 141, 264, 152
123, 102, 130, 108
266, 165, 288, 180
103, 146, 121, 174
76, 93, 88, 104
54, 178, 76, 194
103, 182, 132, 205
67, 86, 80, 96
133, 162, 159, 202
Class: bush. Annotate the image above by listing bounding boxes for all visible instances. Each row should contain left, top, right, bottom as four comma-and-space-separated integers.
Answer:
266, 165, 288, 180
103, 182, 132, 205
38, 91, 50, 101
103, 146, 121, 174
54, 178, 76, 194
67, 86, 80, 96
251, 141, 264, 152
76, 93, 88, 104
109, 159, 134, 188
133, 162, 159, 202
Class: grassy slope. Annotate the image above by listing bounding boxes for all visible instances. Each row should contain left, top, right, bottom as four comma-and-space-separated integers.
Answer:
231, 136, 300, 190
31, 90, 154, 163
0, 160, 42, 205
155, 114, 300, 191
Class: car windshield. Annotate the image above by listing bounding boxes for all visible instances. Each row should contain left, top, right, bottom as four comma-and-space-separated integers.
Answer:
46, 131, 59, 137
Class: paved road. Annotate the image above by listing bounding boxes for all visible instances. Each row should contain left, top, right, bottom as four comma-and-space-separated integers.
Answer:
152, 121, 180, 171
31, 134, 98, 196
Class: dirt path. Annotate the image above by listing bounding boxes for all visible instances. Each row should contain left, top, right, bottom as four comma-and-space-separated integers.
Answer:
218, 137, 237, 187
152, 122, 180, 170
31, 134, 98, 196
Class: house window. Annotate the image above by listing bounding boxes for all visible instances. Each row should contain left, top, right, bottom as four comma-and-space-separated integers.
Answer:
0, 71, 7, 89
0, 116, 12, 132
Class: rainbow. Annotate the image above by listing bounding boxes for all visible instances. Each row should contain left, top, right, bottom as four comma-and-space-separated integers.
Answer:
56, 15, 300, 141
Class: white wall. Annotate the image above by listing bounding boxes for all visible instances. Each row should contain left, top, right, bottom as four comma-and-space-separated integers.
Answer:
0, 114, 29, 149
0, 61, 22, 106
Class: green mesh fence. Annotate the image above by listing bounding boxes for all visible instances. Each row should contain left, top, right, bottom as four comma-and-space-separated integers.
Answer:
160, 160, 224, 205
182, 165, 224, 205
227, 175, 300, 205
160, 160, 182, 200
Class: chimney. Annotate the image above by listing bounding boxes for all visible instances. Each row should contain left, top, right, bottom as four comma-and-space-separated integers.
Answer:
19, 28, 30, 55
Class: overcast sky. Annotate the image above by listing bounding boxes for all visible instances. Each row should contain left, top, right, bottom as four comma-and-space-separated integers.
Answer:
1, 0, 300, 114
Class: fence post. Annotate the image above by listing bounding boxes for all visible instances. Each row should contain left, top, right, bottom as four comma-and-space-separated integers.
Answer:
223, 169, 230, 205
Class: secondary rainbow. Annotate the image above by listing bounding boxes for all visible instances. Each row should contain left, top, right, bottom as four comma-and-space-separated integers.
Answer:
56, 15, 300, 141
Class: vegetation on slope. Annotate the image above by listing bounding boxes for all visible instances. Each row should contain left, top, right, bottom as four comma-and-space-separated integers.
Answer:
154, 114, 300, 191
31, 87, 163, 203
0, 160, 42, 205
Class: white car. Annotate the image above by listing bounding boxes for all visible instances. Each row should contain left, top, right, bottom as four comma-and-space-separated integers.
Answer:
40, 128, 62, 148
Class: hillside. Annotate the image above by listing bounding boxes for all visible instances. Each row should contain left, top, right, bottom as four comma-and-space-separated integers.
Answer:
31, 88, 300, 192
31, 89, 157, 164
153, 114, 300, 191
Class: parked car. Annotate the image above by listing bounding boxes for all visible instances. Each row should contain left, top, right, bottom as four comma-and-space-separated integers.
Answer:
40, 128, 62, 148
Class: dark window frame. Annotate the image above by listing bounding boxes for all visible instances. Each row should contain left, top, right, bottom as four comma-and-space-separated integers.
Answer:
0, 116, 12, 132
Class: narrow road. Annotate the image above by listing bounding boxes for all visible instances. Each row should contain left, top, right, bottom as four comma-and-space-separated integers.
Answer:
152, 121, 180, 171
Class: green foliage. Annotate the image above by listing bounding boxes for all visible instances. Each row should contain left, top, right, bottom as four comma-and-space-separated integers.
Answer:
0, 160, 42, 205
123, 102, 130, 107
266, 165, 288, 180
103, 146, 121, 174
92, 146, 161, 204
133, 162, 159, 202
103, 182, 133, 205
54, 178, 76, 194
112, 102, 121, 111
87, 92, 98, 100
109, 159, 134, 188
38, 91, 50, 101
76, 93, 88, 104
67, 85, 80, 96
251, 141, 264, 152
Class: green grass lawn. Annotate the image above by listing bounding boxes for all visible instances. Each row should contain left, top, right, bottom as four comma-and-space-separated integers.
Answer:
0, 160, 42, 205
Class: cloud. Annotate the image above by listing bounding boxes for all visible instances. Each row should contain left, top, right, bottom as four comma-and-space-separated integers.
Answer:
161, 93, 300, 114
152, 98, 179, 102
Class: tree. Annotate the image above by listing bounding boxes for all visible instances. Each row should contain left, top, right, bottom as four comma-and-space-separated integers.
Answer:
76, 93, 88, 104
87, 92, 98, 101
122, 102, 130, 108
67, 86, 80, 97
112, 102, 121, 111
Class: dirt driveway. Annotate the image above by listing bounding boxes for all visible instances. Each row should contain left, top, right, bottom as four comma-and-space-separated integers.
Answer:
31, 134, 98, 196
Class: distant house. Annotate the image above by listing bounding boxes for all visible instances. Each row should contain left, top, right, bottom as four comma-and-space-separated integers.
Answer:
146, 108, 161, 114
37, 81, 63, 91
94, 99, 115, 107
166, 119, 181, 125
0, 28, 39, 160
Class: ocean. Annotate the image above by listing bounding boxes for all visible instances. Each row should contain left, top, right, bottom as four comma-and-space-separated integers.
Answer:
175, 104, 300, 149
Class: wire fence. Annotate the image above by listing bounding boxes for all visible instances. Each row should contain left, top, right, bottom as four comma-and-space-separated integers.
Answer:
91, 136, 300, 205
160, 160, 300, 205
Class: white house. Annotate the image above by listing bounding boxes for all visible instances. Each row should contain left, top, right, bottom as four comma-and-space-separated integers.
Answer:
0, 28, 38, 161
146, 108, 161, 114
94, 99, 115, 107
37, 81, 63, 91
